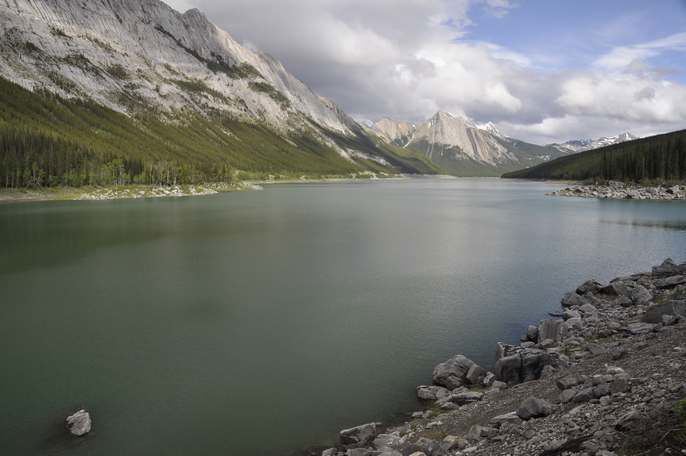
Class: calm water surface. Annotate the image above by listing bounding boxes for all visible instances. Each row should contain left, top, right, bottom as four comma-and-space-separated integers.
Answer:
1, 178, 685, 456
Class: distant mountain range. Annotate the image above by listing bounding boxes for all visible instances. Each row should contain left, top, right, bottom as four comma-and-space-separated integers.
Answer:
370, 112, 569, 176
551, 132, 639, 154
370, 113, 644, 177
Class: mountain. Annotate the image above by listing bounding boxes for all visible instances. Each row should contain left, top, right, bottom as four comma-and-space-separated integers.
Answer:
371, 112, 568, 176
503, 129, 686, 182
551, 132, 639, 154
0, 0, 428, 188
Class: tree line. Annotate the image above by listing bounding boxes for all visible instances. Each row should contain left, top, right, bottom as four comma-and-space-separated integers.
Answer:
0, 126, 235, 188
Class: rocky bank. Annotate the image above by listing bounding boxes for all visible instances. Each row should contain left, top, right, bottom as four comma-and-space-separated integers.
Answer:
550, 182, 686, 200
318, 259, 686, 456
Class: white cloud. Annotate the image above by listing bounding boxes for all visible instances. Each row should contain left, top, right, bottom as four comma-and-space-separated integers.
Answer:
595, 31, 686, 70
163, 0, 686, 144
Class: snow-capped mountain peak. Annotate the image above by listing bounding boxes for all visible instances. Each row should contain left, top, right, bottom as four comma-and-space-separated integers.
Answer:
552, 132, 639, 154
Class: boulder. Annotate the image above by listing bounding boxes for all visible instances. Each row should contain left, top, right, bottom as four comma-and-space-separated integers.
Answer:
520, 348, 551, 382
321, 449, 337, 456
432, 355, 475, 390
556, 374, 583, 390
538, 319, 567, 343
652, 258, 685, 276
579, 303, 598, 316
490, 411, 521, 426
663, 314, 678, 326
561, 292, 588, 308
340, 422, 382, 446
526, 325, 539, 342
654, 275, 686, 289
450, 391, 483, 405
373, 434, 401, 451
416, 385, 451, 402
442, 435, 467, 451
576, 279, 602, 295
626, 322, 656, 335
65, 410, 91, 437
466, 425, 497, 442
494, 354, 522, 385
464, 364, 486, 385
643, 300, 685, 323
516, 397, 553, 420
630, 285, 652, 305
573, 387, 594, 403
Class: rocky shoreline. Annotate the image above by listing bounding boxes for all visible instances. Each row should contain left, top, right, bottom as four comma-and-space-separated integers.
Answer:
550, 181, 686, 200
318, 259, 686, 456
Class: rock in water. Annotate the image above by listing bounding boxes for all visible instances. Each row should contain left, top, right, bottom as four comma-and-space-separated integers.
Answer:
340, 422, 382, 446
432, 355, 475, 389
66, 409, 92, 437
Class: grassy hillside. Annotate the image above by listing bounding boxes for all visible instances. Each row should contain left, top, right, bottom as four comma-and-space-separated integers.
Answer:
0, 77, 421, 188
503, 129, 686, 182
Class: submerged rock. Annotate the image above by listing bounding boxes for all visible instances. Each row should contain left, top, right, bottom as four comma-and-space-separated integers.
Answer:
65, 409, 92, 437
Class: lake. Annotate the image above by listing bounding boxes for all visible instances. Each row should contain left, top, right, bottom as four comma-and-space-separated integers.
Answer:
1, 177, 685, 456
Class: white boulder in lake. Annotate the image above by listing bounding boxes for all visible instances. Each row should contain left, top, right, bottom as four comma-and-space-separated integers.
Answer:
66, 409, 92, 436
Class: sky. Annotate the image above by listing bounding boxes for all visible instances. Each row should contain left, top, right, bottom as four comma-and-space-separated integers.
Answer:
164, 0, 686, 144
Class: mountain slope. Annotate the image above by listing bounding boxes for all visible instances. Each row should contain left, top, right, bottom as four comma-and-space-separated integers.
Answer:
502, 129, 686, 182
551, 132, 638, 154
0, 0, 425, 187
372, 112, 568, 177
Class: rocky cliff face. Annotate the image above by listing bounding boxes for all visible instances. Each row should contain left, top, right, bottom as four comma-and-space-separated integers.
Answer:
0, 0, 366, 147
372, 112, 566, 176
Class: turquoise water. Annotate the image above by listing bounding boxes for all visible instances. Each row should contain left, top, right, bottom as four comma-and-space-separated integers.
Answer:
1, 178, 685, 456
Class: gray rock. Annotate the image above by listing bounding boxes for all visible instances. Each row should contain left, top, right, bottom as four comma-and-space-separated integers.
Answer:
494, 354, 522, 385
373, 434, 401, 450
626, 322, 656, 335
663, 314, 678, 326
465, 364, 487, 386
321, 449, 337, 456
490, 411, 521, 426
482, 372, 496, 387
643, 302, 675, 323
466, 425, 497, 441
432, 355, 475, 390
416, 385, 451, 402
450, 391, 483, 405
610, 377, 629, 394
559, 388, 577, 403
573, 387, 594, 403
593, 383, 611, 398
442, 435, 467, 451
516, 397, 553, 420
610, 346, 628, 360
66, 410, 91, 437
576, 279, 602, 295
346, 449, 372, 456
653, 258, 679, 275
340, 422, 382, 446
630, 285, 652, 305
654, 275, 686, 289
579, 303, 598, 316
526, 325, 539, 342
556, 374, 583, 390
520, 348, 551, 382
561, 292, 588, 308
563, 309, 581, 320
538, 319, 567, 343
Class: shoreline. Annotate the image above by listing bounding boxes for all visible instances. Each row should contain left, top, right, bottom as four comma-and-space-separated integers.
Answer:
0, 174, 455, 205
549, 181, 686, 201
317, 258, 686, 456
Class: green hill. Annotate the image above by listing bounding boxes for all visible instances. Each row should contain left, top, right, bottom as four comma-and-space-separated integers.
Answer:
0, 77, 428, 189
502, 129, 686, 182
